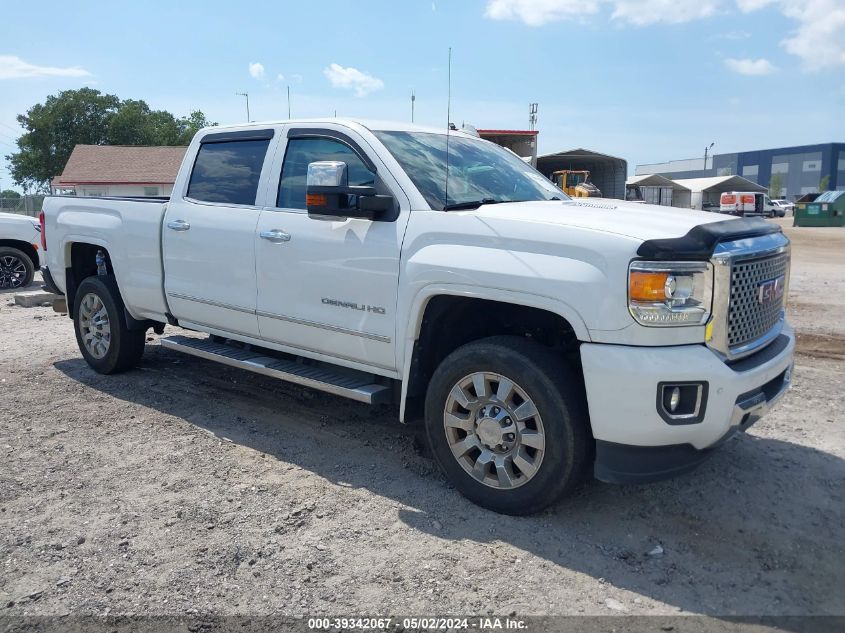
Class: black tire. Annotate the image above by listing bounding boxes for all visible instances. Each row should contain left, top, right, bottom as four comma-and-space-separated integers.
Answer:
0, 246, 35, 290
73, 275, 145, 374
424, 336, 590, 515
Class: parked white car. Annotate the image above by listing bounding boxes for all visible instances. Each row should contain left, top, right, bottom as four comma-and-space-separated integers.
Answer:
41, 119, 794, 514
0, 211, 43, 289
771, 200, 794, 217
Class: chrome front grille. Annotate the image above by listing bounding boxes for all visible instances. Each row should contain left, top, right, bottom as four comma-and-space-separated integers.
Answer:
728, 252, 789, 348
708, 232, 791, 360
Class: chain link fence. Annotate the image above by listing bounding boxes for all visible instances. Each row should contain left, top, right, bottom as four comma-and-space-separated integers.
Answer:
0, 195, 45, 217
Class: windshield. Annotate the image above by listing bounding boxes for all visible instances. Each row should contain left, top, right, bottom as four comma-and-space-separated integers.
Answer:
374, 131, 568, 210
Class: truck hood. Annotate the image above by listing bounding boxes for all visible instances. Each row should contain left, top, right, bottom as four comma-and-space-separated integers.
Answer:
474, 199, 725, 242
0, 211, 39, 227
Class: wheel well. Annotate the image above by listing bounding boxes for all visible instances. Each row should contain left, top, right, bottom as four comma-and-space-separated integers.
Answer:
66, 243, 112, 311
404, 296, 582, 422
0, 239, 39, 271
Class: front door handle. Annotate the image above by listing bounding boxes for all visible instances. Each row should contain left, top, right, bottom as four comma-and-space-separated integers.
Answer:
167, 219, 191, 231
259, 229, 291, 243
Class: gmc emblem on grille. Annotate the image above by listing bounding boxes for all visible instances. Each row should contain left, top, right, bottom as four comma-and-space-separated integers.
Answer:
757, 275, 786, 305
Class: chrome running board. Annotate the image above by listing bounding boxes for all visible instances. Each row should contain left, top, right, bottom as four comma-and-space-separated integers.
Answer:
160, 335, 390, 405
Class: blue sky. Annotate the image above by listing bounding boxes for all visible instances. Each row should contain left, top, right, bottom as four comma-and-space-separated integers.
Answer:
1, 0, 843, 190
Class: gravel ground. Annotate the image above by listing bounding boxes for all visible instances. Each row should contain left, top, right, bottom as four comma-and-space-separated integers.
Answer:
1, 220, 843, 622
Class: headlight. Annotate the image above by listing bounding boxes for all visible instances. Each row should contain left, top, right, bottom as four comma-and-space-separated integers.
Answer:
628, 261, 712, 327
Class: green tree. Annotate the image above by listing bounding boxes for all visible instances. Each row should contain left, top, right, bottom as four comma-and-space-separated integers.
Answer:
8, 88, 120, 191
0, 189, 21, 199
769, 172, 784, 198
819, 174, 830, 192
177, 110, 214, 145
5, 88, 216, 191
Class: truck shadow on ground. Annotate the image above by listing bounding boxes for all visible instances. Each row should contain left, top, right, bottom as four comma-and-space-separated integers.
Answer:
54, 343, 845, 621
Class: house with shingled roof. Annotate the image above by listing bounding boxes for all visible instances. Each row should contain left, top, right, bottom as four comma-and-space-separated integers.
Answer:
51, 145, 188, 197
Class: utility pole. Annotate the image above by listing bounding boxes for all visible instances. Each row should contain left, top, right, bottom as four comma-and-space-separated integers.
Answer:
287, 86, 291, 119
529, 103, 538, 131
411, 90, 416, 123
236, 92, 250, 122
704, 142, 715, 173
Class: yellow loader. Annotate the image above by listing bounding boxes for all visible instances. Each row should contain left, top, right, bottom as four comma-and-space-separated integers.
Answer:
552, 170, 602, 198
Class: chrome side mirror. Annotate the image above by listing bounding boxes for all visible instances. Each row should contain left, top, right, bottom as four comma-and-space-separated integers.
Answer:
306, 161, 348, 188
305, 160, 393, 220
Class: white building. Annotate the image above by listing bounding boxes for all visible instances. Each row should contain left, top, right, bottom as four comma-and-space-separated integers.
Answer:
51, 145, 187, 197
626, 174, 690, 207
671, 175, 766, 210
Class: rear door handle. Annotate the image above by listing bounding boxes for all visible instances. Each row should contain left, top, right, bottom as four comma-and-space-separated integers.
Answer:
167, 219, 191, 231
259, 229, 291, 243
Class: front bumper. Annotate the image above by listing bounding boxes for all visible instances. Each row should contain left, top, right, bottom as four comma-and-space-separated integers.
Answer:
581, 325, 794, 484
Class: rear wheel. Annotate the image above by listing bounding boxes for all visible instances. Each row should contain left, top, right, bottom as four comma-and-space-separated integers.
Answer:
424, 336, 590, 515
0, 247, 34, 289
73, 275, 145, 374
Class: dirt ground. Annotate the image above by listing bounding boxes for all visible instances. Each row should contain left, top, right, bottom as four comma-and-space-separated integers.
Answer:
1, 219, 843, 622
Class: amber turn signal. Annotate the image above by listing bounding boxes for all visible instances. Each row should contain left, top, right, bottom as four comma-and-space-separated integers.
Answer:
629, 271, 669, 302
306, 193, 327, 207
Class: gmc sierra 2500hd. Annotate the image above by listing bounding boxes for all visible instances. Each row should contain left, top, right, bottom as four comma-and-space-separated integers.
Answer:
41, 119, 794, 514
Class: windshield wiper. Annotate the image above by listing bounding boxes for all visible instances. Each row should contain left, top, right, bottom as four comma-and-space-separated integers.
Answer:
442, 198, 501, 211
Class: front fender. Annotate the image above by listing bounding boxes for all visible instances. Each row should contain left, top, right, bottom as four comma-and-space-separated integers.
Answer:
396, 282, 591, 422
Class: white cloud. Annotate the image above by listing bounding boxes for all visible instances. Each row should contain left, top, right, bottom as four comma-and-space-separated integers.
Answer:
483, 0, 845, 71
323, 63, 384, 97
736, 0, 775, 10
276, 73, 285, 82
738, 0, 845, 71
724, 57, 778, 75
779, 0, 845, 71
0, 55, 91, 80
481, 0, 845, 71
483, 0, 716, 25
484, 0, 599, 25
611, 0, 719, 25
248, 62, 265, 79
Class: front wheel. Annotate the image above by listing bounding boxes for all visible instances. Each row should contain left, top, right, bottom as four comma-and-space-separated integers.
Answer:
424, 336, 591, 515
0, 247, 35, 289
73, 275, 145, 374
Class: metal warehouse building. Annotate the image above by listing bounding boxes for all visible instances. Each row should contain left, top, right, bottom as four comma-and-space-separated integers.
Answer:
636, 142, 845, 201
537, 149, 627, 200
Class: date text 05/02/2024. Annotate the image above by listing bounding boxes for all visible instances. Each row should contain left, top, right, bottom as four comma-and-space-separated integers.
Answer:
307, 616, 528, 631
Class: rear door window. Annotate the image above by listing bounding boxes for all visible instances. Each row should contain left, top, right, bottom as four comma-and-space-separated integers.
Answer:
187, 139, 270, 205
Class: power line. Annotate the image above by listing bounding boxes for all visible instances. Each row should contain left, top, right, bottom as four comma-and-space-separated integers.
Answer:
0, 121, 22, 134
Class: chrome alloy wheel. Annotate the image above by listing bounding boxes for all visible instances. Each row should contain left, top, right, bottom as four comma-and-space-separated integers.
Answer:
0, 254, 27, 289
78, 292, 112, 359
443, 372, 546, 489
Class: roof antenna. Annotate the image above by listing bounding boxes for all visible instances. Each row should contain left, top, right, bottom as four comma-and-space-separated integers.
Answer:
444, 47, 452, 209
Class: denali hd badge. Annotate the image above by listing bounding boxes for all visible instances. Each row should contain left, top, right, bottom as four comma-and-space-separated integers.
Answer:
757, 275, 785, 305
322, 297, 386, 314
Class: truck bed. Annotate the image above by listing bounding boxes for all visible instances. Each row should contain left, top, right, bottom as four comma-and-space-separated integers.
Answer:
43, 195, 170, 322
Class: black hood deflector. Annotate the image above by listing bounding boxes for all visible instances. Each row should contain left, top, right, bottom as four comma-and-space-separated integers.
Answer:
636, 217, 781, 260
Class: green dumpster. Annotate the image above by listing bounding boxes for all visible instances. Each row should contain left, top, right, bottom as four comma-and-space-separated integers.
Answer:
794, 191, 845, 227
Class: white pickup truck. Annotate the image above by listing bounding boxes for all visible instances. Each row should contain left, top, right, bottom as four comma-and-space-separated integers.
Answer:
0, 211, 43, 289
41, 119, 794, 514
